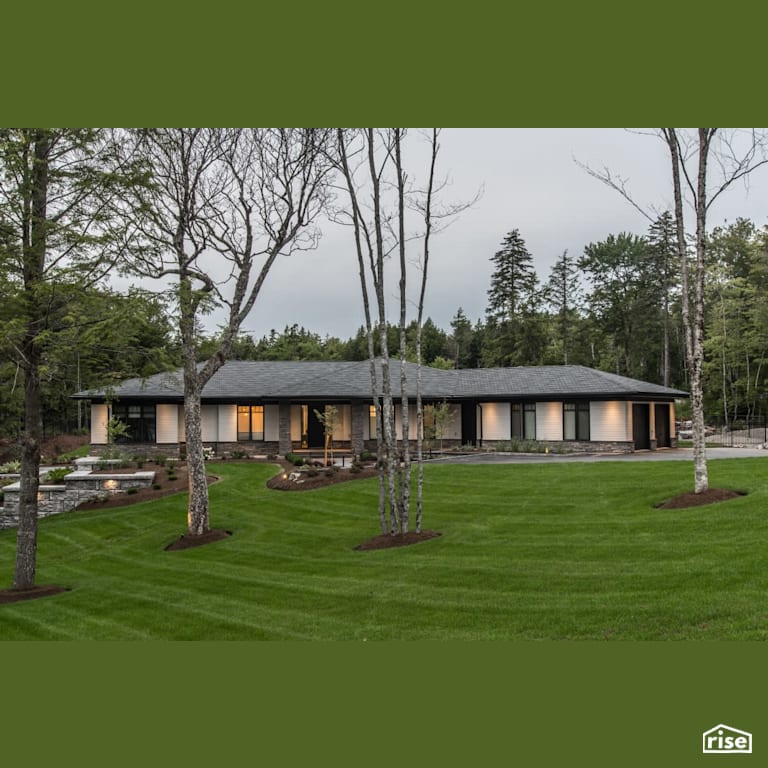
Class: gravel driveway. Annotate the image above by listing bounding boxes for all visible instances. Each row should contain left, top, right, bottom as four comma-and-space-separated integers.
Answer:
428, 446, 768, 464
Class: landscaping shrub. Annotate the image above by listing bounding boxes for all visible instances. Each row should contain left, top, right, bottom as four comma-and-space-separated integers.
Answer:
45, 468, 72, 483
285, 453, 306, 466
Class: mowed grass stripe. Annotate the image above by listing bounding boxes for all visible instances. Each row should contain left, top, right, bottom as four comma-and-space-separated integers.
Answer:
2, 459, 768, 639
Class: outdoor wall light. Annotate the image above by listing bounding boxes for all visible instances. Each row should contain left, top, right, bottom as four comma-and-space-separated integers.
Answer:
102, 479, 119, 491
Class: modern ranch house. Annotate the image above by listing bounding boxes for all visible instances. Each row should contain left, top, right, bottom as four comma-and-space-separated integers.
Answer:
74, 360, 687, 456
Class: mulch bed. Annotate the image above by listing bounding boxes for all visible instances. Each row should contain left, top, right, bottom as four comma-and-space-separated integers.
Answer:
266, 459, 379, 491
0, 584, 71, 605
655, 488, 746, 509
164, 529, 233, 551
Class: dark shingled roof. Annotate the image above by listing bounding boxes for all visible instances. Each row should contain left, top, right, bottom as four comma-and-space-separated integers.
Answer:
73, 361, 688, 402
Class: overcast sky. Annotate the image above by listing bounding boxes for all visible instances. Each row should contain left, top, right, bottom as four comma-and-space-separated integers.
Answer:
135, 128, 768, 342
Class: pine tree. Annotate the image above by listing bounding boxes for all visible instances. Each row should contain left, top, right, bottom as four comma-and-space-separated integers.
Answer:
486, 229, 539, 321
484, 229, 543, 366
543, 250, 582, 365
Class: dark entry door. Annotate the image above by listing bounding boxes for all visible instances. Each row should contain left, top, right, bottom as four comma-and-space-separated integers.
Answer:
655, 403, 671, 448
461, 401, 477, 446
632, 404, 651, 450
307, 404, 326, 448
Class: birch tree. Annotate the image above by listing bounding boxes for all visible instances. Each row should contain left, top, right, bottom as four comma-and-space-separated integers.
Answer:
582, 128, 768, 493
121, 128, 332, 536
335, 128, 474, 535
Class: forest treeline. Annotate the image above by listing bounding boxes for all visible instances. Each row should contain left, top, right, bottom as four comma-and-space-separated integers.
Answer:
3, 215, 768, 437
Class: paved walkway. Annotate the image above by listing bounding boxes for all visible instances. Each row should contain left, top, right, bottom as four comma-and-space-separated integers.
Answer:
428, 446, 768, 465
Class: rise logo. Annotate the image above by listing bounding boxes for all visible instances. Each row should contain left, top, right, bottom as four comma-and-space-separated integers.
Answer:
702, 724, 752, 754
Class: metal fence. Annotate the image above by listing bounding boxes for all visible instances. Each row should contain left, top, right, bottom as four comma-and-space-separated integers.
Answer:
699, 416, 768, 447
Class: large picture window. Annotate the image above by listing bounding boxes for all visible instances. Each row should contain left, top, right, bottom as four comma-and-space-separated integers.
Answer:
111, 403, 156, 443
564, 401, 590, 440
511, 402, 536, 439
237, 405, 264, 441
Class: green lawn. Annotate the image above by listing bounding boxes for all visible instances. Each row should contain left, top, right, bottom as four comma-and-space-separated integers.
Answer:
1, 459, 767, 640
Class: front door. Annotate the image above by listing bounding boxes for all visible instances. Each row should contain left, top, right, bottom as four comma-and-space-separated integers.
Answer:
655, 403, 671, 448
461, 400, 477, 446
633, 403, 651, 450
306, 404, 327, 448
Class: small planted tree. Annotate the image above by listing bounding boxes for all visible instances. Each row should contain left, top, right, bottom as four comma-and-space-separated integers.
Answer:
423, 401, 452, 455
105, 415, 130, 459
313, 405, 339, 466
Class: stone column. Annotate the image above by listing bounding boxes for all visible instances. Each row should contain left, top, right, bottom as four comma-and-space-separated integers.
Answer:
350, 400, 366, 456
278, 401, 292, 456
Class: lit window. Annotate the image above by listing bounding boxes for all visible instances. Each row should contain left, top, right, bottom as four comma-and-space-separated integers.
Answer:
237, 405, 265, 441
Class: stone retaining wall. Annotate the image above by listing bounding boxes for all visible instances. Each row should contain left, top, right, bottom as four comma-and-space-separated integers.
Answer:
0, 469, 156, 530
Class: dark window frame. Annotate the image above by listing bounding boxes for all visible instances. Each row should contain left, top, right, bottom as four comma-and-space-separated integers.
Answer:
237, 404, 265, 441
110, 403, 156, 443
563, 401, 590, 441
511, 402, 536, 440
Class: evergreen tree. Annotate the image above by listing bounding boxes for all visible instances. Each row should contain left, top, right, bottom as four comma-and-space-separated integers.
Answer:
543, 250, 582, 364
484, 229, 544, 366
486, 229, 539, 321
647, 211, 681, 386
579, 232, 663, 381
449, 307, 474, 368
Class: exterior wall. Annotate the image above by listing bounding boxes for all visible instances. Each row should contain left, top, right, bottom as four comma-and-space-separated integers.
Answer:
264, 404, 280, 441
590, 401, 630, 442
217, 404, 237, 442
536, 402, 563, 441
88, 395, 676, 455
91, 404, 109, 444
394, 404, 419, 440
480, 402, 511, 441
201, 405, 219, 442
332, 404, 352, 441
156, 404, 179, 444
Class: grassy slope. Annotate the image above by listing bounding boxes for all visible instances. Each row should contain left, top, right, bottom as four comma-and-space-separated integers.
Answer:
1, 459, 767, 640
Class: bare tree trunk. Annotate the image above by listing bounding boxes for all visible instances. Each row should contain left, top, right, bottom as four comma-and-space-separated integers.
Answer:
415, 130, 439, 533
395, 129, 410, 533
15, 347, 42, 589
336, 129, 388, 534
14, 131, 49, 590
664, 128, 709, 492
183, 372, 209, 536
